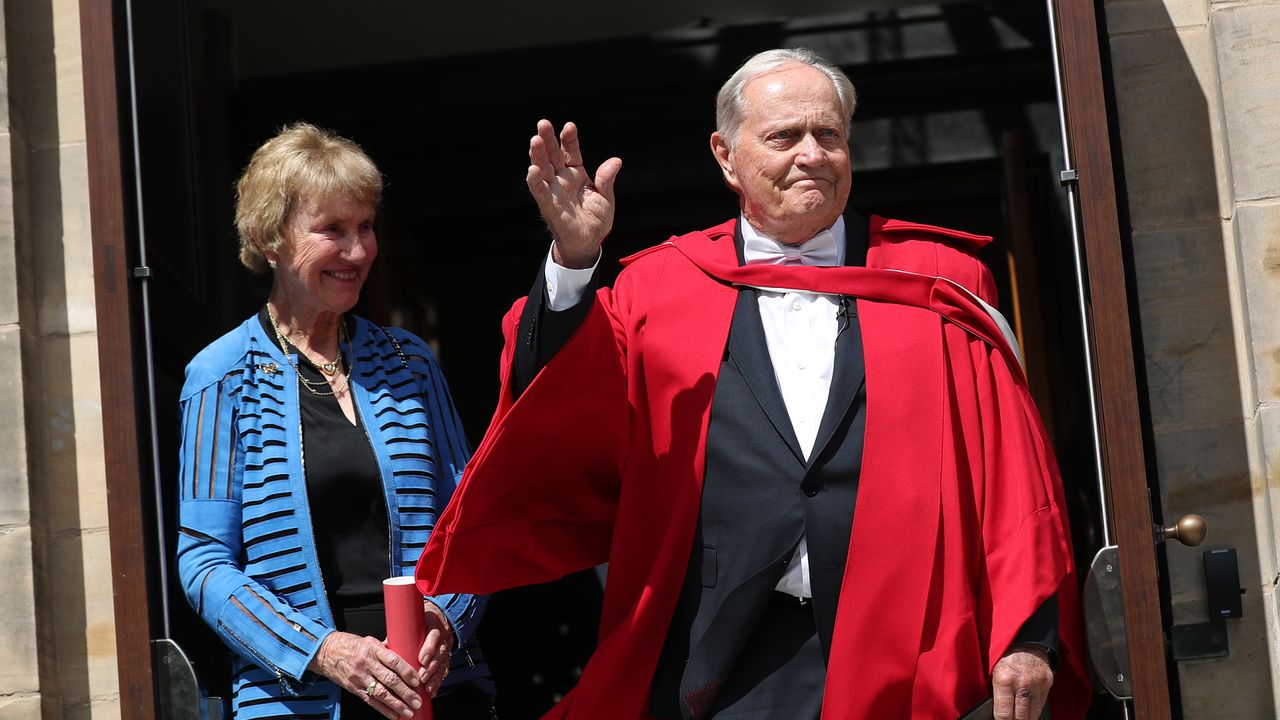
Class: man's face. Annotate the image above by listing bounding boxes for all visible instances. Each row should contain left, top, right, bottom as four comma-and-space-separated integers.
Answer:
711, 64, 852, 245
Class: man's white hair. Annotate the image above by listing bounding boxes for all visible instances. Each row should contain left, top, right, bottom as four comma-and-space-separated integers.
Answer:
715, 48, 857, 147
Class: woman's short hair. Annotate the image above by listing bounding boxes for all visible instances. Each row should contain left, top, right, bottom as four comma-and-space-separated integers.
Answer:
715, 48, 857, 148
235, 122, 383, 273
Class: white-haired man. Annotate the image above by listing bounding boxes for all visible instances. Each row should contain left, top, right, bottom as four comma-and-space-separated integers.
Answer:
418, 48, 1089, 720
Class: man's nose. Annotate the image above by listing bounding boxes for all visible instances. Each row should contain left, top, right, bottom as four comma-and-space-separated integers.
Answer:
795, 134, 828, 166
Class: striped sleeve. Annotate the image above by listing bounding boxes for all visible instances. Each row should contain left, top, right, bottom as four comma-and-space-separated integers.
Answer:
179, 376, 242, 501
174, 376, 332, 689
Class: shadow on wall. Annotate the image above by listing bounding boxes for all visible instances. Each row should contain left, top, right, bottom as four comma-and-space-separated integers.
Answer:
1101, 0, 1272, 716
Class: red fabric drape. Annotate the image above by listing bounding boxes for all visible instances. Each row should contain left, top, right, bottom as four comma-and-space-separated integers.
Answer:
418, 217, 1089, 718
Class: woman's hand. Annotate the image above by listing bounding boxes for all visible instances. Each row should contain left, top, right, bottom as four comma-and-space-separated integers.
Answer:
526, 119, 622, 269
309, 631, 425, 719
417, 601, 455, 696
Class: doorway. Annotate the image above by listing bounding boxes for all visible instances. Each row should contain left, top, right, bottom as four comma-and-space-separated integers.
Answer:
117, 0, 1125, 716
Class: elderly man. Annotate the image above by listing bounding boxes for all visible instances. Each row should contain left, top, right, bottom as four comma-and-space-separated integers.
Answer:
418, 48, 1088, 719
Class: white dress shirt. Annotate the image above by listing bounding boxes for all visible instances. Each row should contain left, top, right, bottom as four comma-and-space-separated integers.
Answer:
544, 216, 847, 598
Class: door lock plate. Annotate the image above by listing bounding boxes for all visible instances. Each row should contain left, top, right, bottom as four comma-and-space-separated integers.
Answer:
1082, 545, 1133, 699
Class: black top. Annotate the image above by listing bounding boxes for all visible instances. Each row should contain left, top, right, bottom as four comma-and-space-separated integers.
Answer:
259, 309, 390, 719
257, 309, 389, 631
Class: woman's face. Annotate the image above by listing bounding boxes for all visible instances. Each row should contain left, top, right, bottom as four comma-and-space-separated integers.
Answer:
270, 193, 377, 317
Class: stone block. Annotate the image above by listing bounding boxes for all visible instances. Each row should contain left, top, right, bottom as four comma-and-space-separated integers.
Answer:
1104, 0, 1209, 35
1257, 404, 1280, 577
82, 535, 119, 698
1131, 223, 1240, 427
77, 698, 123, 720
1155, 421, 1256, 620
0, 695, 43, 719
1235, 204, 1280, 405
27, 333, 107, 534
1177, 582, 1276, 718
9, 0, 86, 150
68, 334, 106, 531
1213, 4, 1280, 202
1107, 27, 1226, 230
0, 245, 17, 327
43, 532, 118, 706
0, 525, 40, 695
60, 697, 122, 720
0, 131, 18, 328
0, 326, 31, 529
0, 226, 17, 333
28, 144, 96, 338
0, 52, 9, 138
51, 0, 86, 145
1159, 418, 1278, 716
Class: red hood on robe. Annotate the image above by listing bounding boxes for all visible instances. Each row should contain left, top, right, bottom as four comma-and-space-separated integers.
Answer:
419, 216, 1090, 719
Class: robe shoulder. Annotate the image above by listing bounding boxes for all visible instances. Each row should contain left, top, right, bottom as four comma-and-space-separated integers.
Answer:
617, 214, 1000, 310
618, 218, 736, 271
868, 215, 1000, 308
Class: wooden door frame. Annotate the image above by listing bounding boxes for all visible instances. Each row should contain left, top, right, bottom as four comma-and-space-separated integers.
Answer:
80, 0, 160, 717
80, 0, 1168, 717
1050, 0, 1171, 717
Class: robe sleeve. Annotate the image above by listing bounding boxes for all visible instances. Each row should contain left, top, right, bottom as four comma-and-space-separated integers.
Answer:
512, 255, 602, 398
416, 288, 629, 596
951, 323, 1089, 716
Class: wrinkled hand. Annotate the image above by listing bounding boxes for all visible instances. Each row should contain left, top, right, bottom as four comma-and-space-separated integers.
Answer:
992, 645, 1054, 720
526, 119, 622, 269
309, 631, 424, 719
417, 601, 455, 696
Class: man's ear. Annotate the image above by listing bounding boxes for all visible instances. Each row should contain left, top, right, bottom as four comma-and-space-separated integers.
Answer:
710, 132, 741, 193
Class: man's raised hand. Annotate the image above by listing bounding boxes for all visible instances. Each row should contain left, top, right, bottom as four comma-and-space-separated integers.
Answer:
526, 119, 621, 269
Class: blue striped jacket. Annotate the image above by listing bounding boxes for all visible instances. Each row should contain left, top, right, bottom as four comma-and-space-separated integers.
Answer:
175, 314, 487, 719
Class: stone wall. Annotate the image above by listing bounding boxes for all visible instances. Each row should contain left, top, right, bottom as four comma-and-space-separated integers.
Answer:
0, 0, 118, 716
1104, 0, 1280, 716
0, 0, 43, 715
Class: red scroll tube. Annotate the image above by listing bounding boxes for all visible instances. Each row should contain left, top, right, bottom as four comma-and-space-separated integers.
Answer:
383, 576, 433, 719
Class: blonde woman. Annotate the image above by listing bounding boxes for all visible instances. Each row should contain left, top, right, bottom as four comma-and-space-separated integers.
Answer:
176, 123, 488, 719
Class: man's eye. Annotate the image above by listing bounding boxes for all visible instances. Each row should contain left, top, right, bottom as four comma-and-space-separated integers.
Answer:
769, 130, 793, 142
818, 128, 840, 139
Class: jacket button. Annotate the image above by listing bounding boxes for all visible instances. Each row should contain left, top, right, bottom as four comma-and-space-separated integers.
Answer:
801, 483, 820, 497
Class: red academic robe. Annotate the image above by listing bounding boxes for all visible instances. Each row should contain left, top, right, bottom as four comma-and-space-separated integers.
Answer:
418, 216, 1091, 719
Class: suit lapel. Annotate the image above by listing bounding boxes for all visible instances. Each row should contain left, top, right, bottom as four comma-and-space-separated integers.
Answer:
806, 309, 865, 469
724, 214, 874, 467
806, 212, 869, 467
726, 222, 805, 464
725, 288, 806, 464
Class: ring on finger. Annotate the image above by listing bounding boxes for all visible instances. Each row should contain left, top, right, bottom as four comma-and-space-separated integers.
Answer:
364, 681, 377, 697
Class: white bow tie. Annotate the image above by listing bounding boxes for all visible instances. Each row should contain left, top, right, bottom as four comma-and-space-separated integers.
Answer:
743, 229, 840, 267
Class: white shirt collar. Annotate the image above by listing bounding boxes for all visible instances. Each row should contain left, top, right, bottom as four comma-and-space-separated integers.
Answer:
740, 215, 846, 267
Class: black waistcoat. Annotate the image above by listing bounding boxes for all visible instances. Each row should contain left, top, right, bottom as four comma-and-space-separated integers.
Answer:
649, 219, 870, 720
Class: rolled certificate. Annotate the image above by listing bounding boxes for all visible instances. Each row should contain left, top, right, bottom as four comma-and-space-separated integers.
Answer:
383, 576, 432, 720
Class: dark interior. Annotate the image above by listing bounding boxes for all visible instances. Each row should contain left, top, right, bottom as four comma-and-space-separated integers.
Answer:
127, 1, 1118, 715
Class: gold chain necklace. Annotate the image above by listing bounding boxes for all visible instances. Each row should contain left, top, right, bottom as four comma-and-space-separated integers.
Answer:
266, 306, 352, 397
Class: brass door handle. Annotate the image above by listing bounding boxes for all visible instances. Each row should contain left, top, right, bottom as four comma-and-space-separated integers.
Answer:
1155, 514, 1207, 546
